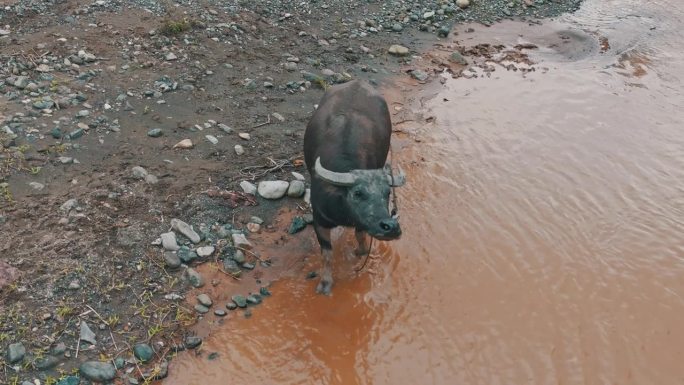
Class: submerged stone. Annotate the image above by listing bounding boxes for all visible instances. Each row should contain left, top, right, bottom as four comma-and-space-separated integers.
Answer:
231, 295, 247, 308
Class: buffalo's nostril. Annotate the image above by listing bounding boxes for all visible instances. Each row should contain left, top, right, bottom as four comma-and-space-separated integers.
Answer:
380, 222, 391, 231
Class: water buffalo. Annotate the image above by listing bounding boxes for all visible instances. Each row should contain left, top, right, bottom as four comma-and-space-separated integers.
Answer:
303, 80, 406, 295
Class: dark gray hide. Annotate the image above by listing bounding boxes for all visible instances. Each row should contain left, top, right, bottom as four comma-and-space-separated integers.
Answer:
303, 80, 405, 295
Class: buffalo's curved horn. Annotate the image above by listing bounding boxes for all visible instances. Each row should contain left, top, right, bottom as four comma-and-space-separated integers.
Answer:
386, 165, 406, 187
315, 157, 357, 186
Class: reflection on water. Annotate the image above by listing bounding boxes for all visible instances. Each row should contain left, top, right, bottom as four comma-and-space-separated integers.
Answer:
163, 1, 684, 384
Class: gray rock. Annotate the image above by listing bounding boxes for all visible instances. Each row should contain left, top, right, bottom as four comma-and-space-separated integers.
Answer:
160, 232, 180, 251
52, 342, 67, 355
177, 246, 198, 263
214, 309, 227, 316
246, 294, 262, 305
80, 361, 117, 382
250, 216, 264, 225
185, 268, 204, 288
197, 294, 213, 307
14, 76, 29, 89
392, 23, 403, 32
260, 287, 272, 296
51, 127, 63, 139
218, 123, 232, 133
114, 357, 126, 369
411, 70, 429, 81
69, 128, 85, 140
194, 304, 210, 313
6, 342, 26, 363
196, 246, 215, 257
231, 295, 247, 308
147, 128, 163, 137
232, 249, 246, 264
438, 26, 451, 38
60, 198, 78, 212
163, 251, 181, 269
80, 321, 97, 345
226, 302, 238, 310
257, 180, 289, 199
291, 171, 306, 181
29, 182, 45, 190
287, 180, 306, 198
185, 336, 202, 349
33, 100, 55, 110
205, 135, 218, 145
165, 52, 178, 61
35, 355, 60, 370
36, 64, 52, 72
145, 174, 159, 184
216, 224, 233, 238
232, 233, 252, 249
56, 376, 80, 385
133, 343, 154, 362
171, 218, 201, 243
234, 144, 245, 155
239, 181, 257, 195
223, 258, 241, 275
388, 45, 410, 56
456, 0, 470, 9
449, 52, 468, 65
132, 166, 148, 179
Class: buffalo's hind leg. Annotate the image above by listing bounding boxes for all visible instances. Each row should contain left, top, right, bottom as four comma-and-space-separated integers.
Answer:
354, 229, 369, 257
313, 222, 334, 295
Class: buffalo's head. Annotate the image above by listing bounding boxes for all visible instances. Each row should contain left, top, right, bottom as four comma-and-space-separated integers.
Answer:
314, 157, 406, 240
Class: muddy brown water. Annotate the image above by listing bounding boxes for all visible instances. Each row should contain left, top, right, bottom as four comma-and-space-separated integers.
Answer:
163, 1, 684, 384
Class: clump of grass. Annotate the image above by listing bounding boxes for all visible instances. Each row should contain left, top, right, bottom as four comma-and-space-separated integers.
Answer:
160, 19, 193, 36
56, 304, 75, 319
0, 183, 13, 203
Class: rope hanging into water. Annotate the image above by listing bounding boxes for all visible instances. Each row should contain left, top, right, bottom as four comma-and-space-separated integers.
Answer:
355, 147, 399, 273
355, 237, 375, 273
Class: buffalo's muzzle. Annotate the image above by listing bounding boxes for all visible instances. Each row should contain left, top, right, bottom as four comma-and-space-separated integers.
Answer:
376, 218, 402, 240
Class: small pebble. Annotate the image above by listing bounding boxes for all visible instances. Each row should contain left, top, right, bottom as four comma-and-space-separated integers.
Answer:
197, 293, 213, 307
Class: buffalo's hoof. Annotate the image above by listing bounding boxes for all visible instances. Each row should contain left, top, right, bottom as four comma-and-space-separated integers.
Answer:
316, 279, 333, 295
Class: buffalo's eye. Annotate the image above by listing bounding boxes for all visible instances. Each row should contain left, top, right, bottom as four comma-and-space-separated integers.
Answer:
353, 190, 365, 200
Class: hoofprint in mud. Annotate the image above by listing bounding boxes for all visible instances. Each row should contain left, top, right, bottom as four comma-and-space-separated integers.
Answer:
304, 80, 406, 295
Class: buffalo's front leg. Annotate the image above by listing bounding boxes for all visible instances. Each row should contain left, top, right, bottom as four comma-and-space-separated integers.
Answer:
313, 222, 334, 295
354, 229, 369, 257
